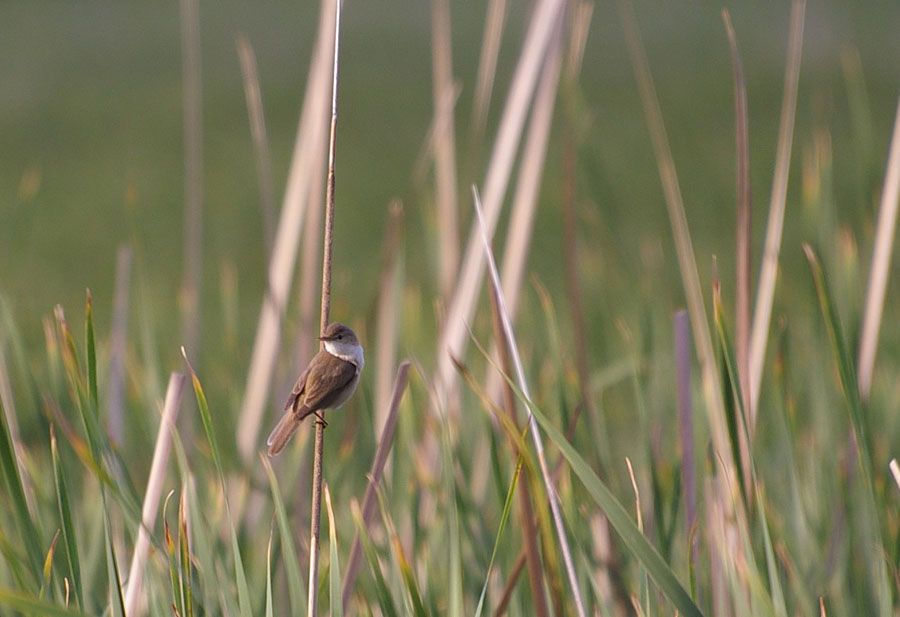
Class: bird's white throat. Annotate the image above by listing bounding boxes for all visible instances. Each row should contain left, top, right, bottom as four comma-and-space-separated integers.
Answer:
324, 339, 365, 369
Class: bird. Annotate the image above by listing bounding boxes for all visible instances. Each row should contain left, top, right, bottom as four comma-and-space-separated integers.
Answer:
266, 322, 364, 457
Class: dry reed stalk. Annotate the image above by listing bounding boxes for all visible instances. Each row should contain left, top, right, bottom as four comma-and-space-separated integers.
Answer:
236, 34, 277, 257
723, 11, 755, 501
237, 0, 336, 464
341, 361, 411, 611
488, 286, 548, 617
431, 0, 460, 302
179, 0, 203, 360
107, 245, 132, 446
124, 372, 186, 616
723, 10, 752, 423
857, 97, 900, 400
307, 1, 343, 613
374, 202, 404, 440
474, 189, 588, 617
471, 0, 508, 142
435, 0, 567, 421
748, 0, 806, 419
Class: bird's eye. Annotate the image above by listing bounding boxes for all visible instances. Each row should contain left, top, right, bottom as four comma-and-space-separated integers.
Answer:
338, 334, 343, 339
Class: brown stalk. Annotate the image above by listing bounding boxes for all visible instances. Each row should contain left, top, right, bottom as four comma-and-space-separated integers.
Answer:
341, 361, 411, 610
723, 10, 754, 500
179, 0, 203, 362
307, 0, 343, 612
723, 10, 752, 425
471, 0, 508, 143
488, 286, 548, 617
431, 0, 460, 302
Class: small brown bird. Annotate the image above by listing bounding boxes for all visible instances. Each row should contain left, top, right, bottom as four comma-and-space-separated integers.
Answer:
266, 322, 364, 457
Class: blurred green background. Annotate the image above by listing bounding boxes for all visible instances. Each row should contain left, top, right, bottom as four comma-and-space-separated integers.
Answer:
1, 0, 898, 370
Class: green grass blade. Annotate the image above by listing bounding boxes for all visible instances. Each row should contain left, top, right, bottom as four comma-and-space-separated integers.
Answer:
84, 290, 98, 411
373, 485, 427, 617
0, 587, 90, 617
265, 527, 274, 617
803, 244, 892, 615
178, 492, 194, 617
183, 350, 252, 617
325, 485, 343, 617
261, 456, 305, 616
351, 502, 399, 617
478, 344, 703, 617
474, 459, 521, 617
51, 427, 83, 610
0, 392, 43, 585
102, 496, 126, 617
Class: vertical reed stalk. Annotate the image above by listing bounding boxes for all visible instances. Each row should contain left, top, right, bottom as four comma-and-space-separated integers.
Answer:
723, 10, 752, 424
179, 0, 203, 360
431, 0, 460, 302
488, 287, 548, 617
748, 0, 805, 417
124, 373, 186, 616
308, 1, 343, 613
857, 97, 900, 400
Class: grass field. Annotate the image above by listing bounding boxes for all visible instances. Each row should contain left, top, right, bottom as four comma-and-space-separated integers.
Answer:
0, 0, 898, 615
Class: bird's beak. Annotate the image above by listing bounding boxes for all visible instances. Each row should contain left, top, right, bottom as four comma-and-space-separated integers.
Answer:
318, 335, 328, 341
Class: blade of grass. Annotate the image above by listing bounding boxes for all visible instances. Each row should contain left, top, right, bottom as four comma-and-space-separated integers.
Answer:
857, 96, 900, 400
804, 244, 892, 615
0, 383, 42, 585
342, 361, 410, 610
473, 187, 588, 617
350, 501, 400, 617
103, 496, 126, 617
474, 454, 522, 617
372, 486, 427, 617
260, 456, 306, 616
51, 425, 83, 610
182, 349, 252, 617
324, 484, 343, 617
486, 360, 704, 617
749, 0, 806, 416
265, 526, 274, 617
0, 588, 89, 617
618, 0, 739, 498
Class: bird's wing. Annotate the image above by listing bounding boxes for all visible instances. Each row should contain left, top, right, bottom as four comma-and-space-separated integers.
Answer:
300, 352, 357, 412
284, 364, 311, 412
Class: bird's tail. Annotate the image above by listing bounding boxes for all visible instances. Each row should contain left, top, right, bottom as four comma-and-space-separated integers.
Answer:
266, 411, 303, 457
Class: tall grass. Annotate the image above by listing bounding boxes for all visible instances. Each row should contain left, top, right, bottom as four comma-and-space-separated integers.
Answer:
0, 2, 898, 617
